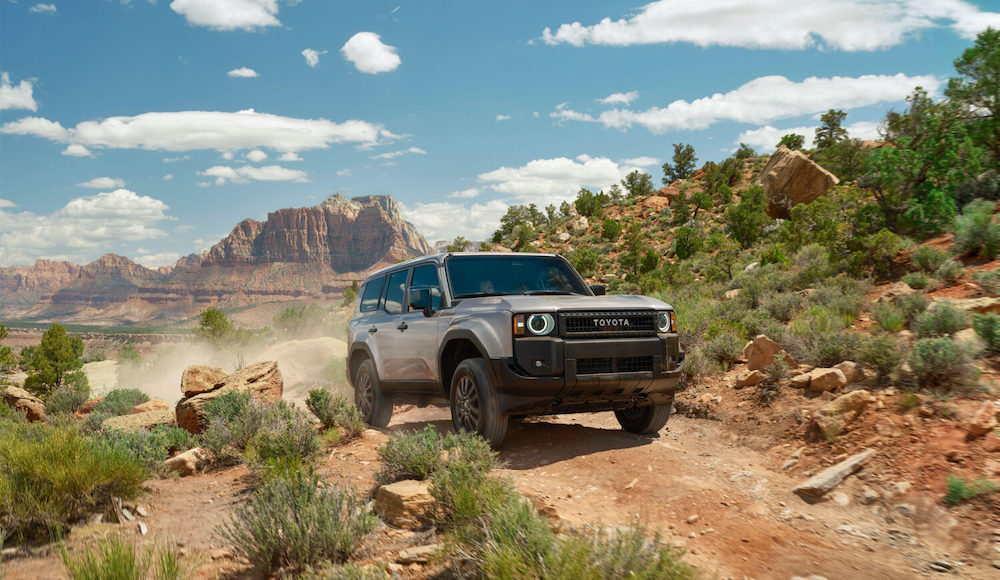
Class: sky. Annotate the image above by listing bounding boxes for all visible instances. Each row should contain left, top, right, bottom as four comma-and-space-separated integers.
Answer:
2, 0, 999, 268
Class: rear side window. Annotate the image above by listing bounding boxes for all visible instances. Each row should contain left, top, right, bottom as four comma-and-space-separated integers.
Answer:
359, 276, 385, 313
381, 270, 409, 315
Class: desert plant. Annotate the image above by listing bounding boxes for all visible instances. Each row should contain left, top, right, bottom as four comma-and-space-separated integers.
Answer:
22, 323, 86, 399
935, 259, 964, 284
762, 292, 805, 323
858, 333, 903, 384
873, 303, 906, 332
218, 469, 377, 574
973, 313, 1000, 352
300, 562, 391, 580
305, 389, 365, 439
907, 337, 977, 390
912, 303, 968, 338
243, 404, 321, 470
897, 293, 929, 322
95, 424, 198, 472
944, 475, 997, 506
46, 375, 91, 415
899, 391, 921, 411
376, 425, 495, 485
93, 388, 150, 417
200, 390, 264, 458
901, 272, 933, 290
910, 246, 949, 273
973, 269, 1000, 295
60, 536, 151, 580
953, 199, 1000, 259
704, 332, 743, 370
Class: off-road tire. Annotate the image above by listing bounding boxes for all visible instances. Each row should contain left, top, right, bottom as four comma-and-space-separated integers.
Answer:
450, 358, 508, 448
354, 359, 392, 428
614, 401, 672, 434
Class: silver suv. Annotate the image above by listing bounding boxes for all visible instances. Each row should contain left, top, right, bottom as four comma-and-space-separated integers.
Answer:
347, 252, 684, 447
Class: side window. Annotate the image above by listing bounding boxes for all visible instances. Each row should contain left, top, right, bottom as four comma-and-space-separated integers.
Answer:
409, 264, 442, 310
381, 270, 409, 315
359, 276, 384, 313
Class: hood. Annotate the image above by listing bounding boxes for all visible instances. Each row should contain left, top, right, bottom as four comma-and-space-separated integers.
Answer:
454, 293, 673, 312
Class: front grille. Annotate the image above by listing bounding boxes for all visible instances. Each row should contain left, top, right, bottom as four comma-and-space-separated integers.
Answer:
562, 311, 656, 337
576, 356, 653, 375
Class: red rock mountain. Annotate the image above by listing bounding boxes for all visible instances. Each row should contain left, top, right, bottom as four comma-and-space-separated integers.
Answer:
0, 195, 431, 325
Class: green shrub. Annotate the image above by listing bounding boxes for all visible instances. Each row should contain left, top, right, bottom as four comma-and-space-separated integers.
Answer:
81, 410, 113, 433
935, 259, 964, 284
783, 306, 860, 366
569, 247, 599, 278
910, 246, 948, 273
544, 526, 694, 580
859, 334, 903, 384
742, 308, 780, 339
912, 303, 968, 338
95, 424, 198, 473
61, 536, 150, 580
601, 218, 622, 240
973, 269, 1000, 295
0, 419, 148, 541
791, 244, 832, 288
901, 272, 933, 290
376, 425, 495, 485
680, 347, 713, 378
973, 313, 1000, 352
673, 227, 702, 260
305, 389, 365, 439
301, 562, 391, 580
953, 199, 1000, 259
243, 404, 321, 470
46, 376, 91, 415
200, 390, 262, 458
218, 470, 377, 574
703, 332, 743, 370
944, 475, 997, 506
94, 388, 149, 417
908, 338, 977, 390
810, 279, 868, 321
762, 292, 805, 323
873, 303, 906, 332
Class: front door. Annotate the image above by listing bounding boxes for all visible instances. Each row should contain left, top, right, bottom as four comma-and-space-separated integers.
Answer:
390, 263, 443, 384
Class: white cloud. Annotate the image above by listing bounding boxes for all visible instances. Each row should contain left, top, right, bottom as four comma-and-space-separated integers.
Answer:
446, 188, 480, 199
198, 164, 308, 185
336, 168, 351, 176
170, 0, 281, 31
496, 114, 512, 121
2, 109, 397, 152
0, 72, 38, 111
245, 149, 267, 162
227, 67, 258, 78
163, 155, 190, 163
277, 152, 301, 161
341, 32, 401, 74
736, 121, 883, 153
301, 48, 327, 68
478, 154, 635, 204
598, 91, 638, 106
29, 3, 57, 14
61, 144, 93, 157
542, 0, 1000, 51
401, 199, 509, 244
371, 146, 426, 160
77, 177, 125, 189
620, 156, 660, 167
0, 189, 172, 266
0, 200, 17, 209
132, 251, 181, 268
552, 74, 938, 134
163, 174, 175, 181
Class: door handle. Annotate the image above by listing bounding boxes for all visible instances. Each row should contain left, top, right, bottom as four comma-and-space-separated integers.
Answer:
396, 321, 408, 331
368, 326, 378, 334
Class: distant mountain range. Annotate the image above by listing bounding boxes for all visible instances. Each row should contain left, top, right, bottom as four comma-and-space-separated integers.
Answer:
0, 195, 431, 326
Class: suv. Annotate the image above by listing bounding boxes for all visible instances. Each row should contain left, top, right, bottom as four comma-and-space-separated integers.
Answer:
347, 252, 684, 447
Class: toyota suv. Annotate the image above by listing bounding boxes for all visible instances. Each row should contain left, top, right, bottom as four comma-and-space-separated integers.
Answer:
346, 252, 684, 447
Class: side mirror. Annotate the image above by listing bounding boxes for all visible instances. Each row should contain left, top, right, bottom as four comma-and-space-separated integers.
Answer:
409, 286, 437, 316
589, 284, 607, 296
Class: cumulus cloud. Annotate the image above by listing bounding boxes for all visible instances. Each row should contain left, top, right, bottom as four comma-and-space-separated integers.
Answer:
401, 199, 509, 244
496, 114, 512, 121
446, 188, 481, 199
736, 121, 883, 153
227, 67, 258, 78
341, 32, 401, 74
0, 189, 173, 266
542, 0, 1000, 51
336, 168, 351, 176
620, 156, 661, 167
62, 144, 93, 157
0, 72, 38, 111
163, 174, 175, 181
371, 146, 426, 160
77, 177, 125, 189
301, 48, 327, 68
478, 154, 644, 204
170, 0, 281, 31
245, 149, 267, 162
132, 251, 181, 268
29, 3, 57, 14
198, 164, 308, 185
598, 91, 638, 105
2, 109, 398, 153
163, 155, 190, 163
277, 152, 301, 161
551, 74, 938, 134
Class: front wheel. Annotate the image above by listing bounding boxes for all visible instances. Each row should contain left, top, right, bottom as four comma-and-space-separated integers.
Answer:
450, 358, 508, 448
354, 359, 392, 428
614, 402, 672, 434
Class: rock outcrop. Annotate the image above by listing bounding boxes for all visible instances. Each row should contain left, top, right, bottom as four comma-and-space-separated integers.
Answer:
374, 480, 438, 529
175, 361, 284, 434
758, 147, 840, 219
164, 447, 212, 476
1, 386, 46, 422
742, 335, 796, 371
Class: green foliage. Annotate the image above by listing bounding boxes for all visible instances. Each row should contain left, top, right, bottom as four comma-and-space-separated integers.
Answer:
662, 143, 697, 184
0, 418, 148, 541
574, 189, 608, 218
569, 246, 599, 277
243, 405, 321, 471
669, 190, 691, 224
494, 203, 548, 243
0, 325, 14, 374
23, 323, 85, 399
446, 235, 470, 252
704, 332, 742, 370
859, 334, 904, 384
200, 390, 263, 458
777, 133, 806, 150
218, 469, 377, 574
341, 280, 359, 307
689, 190, 714, 218
907, 337, 977, 391
901, 272, 932, 290
305, 389, 365, 439
935, 259, 964, 284
910, 246, 949, 273
734, 143, 756, 159
953, 199, 1000, 259
117, 344, 142, 367
673, 226, 702, 260
972, 313, 1000, 352
897, 292, 929, 323
873, 303, 906, 332
944, 475, 997, 506
912, 303, 968, 338
95, 425, 197, 473
273, 304, 332, 337
601, 217, 622, 240
973, 269, 1000, 294
193, 307, 234, 343
945, 27, 1000, 161
94, 388, 150, 417
762, 292, 805, 323
60, 536, 152, 580
725, 185, 771, 248
815, 109, 848, 151
814, 139, 867, 183
46, 375, 92, 415
621, 170, 655, 199
376, 425, 495, 484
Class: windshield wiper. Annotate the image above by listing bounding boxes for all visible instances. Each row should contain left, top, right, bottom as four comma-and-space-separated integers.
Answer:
453, 292, 507, 299
521, 290, 581, 296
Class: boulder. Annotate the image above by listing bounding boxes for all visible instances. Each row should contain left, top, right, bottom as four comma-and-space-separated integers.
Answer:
947, 297, 1000, 315
984, 432, 1000, 452
954, 328, 986, 353
742, 335, 796, 371
164, 447, 211, 476
375, 479, 437, 529
657, 186, 682, 202
818, 389, 876, 418
790, 373, 811, 389
724, 289, 741, 300
180, 365, 227, 397
734, 370, 766, 388
793, 449, 874, 499
566, 215, 589, 231
129, 398, 169, 415
873, 281, 915, 303
758, 147, 839, 219
175, 361, 283, 434
967, 401, 998, 437
79, 398, 103, 414
557, 232, 571, 243
833, 361, 863, 384
807, 368, 848, 393
103, 409, 175, 431
643, 196, 671, 210
1, 386, 46, 422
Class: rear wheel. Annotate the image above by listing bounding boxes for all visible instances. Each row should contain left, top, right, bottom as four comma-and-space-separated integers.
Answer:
614, 401, 672, 434
354, 359, 392, 428
450, 358, 508, 448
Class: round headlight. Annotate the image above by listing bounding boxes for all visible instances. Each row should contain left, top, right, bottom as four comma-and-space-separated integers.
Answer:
656, 312, 671, 333
526, 313, 555, 336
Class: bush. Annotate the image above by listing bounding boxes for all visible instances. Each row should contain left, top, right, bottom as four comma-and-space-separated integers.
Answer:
703, 332, 743, 370
973, 269, 1000, 294
95, 424, 198, 473
810, 279, 868, 321
897, 293, 929, 323
944, 475, 997, 506
376, 425, 495, 484
94, 388, 149, 417
873, 303, 906, 332
46, 376, 91, 415
859, 333, 903, 384
953, 199, 1000, 259
243, 404, 321, 470
218, 470, 377, 574
907, 337, 977, 390
782, 306, 860, 367
305, 389, 365, 439
902, 272, 933, 290
673, 227, 702, 260
0, 419, 148, 541
60, 536, 193, 580
935, 259, 964, 284
200, 390, 262, 458
569, 246, 599, 278
601, 218, 622, 240
910, 246, 949, 273
912, 303, 968, 338
762, 292, 805, 323
973, 313, 1000, 352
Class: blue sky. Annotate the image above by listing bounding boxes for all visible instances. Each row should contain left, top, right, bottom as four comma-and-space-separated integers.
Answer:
2, 0, 998, 268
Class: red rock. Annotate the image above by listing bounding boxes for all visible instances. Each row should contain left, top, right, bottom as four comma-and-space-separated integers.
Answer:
983, 432, 1000, 452
79, 397, 103, 414
175, 361, 283, 434
1, 386, 45, 422
758, 147, 839, 218
967, 401, 998, 437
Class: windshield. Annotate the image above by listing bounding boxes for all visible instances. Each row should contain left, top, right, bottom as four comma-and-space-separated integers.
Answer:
447, 255, 590, 298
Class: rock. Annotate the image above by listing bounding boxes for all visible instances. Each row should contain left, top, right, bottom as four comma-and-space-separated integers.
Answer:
724, 289, 741, 300
874, 281, 915, 303
361, 429, 390, 445
643, 196, 671, 210
175, 361, 283, 434
757, 146, 839, 219
397, 543, 441, 564
164, 447, 211, 476
102, 409, 175, 431
137, 521, 148, 536
686, 514, 699, 525
831, 492, 850, 507
793, 449, 875, 499
180, 365, 227, 397
928, 560, 953, 573
129, 398, 169, 415
557, 232, 571, 243
948, 297, 1000, 315
790, 374, 811, 389
1, 386, 46, 422
375, 480, 437, 529
566, 215, 589, 231
860, 487, 880, 505
734, 370, 765, 388
818, 390, 875, 418
954, 327, 986, 352
984, 432, 1000, 452
78, 397, 103, 414
967, 400, 998, 437
135, 505, 149, 517
807, 368, 847, 393
742, 261, 760, 273
742, 335, 796, 372
833, 361, 863, 384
